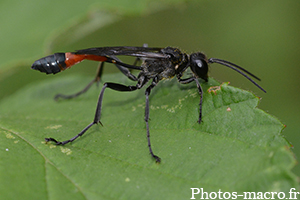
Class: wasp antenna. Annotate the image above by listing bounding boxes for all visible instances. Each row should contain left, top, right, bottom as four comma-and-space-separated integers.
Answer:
209, 58, 261, 81
208, 58, 266, 93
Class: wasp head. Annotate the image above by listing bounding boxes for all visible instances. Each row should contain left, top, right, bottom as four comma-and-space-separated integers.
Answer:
189, 52, 208, 82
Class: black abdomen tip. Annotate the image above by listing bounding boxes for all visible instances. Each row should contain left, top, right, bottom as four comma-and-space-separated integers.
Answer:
31, 53, 66, 74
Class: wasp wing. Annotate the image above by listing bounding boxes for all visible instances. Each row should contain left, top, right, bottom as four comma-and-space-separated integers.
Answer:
74, 46, 168, 59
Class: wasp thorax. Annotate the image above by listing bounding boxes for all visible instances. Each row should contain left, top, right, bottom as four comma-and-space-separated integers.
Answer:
161, 47, 184, 65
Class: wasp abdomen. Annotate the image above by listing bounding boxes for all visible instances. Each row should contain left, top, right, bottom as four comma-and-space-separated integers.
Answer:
31, 53, 66, 74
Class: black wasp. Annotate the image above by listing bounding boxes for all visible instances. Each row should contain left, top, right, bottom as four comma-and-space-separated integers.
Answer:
32, 45, 266, 163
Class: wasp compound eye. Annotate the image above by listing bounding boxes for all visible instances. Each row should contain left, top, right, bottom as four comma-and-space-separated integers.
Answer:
189, 53, 208, 81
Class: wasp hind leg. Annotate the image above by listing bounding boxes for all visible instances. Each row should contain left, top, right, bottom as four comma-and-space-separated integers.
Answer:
46, 82, 138, 147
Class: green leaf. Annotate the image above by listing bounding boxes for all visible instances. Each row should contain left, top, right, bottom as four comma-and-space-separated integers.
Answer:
0, 72, 297, 199
1, 0, 299, 198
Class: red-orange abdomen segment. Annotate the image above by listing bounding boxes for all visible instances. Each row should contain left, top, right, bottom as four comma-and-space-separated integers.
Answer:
64, 52, 108, 68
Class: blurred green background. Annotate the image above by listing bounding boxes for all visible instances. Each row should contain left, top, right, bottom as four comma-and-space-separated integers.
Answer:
1, 0, 299, 178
